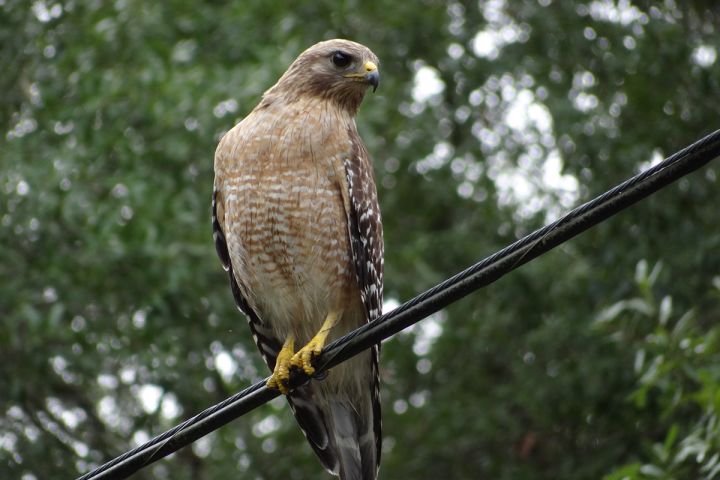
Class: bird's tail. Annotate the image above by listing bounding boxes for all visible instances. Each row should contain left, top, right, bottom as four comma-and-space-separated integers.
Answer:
288, 387, 378, 480
329, 400, 377, 480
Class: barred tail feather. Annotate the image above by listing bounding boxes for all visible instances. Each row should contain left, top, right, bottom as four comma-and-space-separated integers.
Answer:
288, 385, 378, 480
287, 387, 338, 474
330, 401, 377, 480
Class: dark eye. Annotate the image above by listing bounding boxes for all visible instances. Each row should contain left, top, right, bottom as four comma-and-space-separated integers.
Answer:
332, 51, 352, 68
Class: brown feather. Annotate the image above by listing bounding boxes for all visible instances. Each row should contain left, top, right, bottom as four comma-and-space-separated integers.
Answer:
213, 39, 383, 480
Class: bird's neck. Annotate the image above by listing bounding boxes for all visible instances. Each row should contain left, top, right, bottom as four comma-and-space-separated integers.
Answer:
262, 84, 366, 117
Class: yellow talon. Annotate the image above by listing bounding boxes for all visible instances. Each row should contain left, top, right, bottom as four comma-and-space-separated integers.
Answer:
290, 337, 323, 375
267, 335, 295, 394
290, 311, 339, 376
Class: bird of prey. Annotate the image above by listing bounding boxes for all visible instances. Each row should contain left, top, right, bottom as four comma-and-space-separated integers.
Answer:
212, 39, 384, 480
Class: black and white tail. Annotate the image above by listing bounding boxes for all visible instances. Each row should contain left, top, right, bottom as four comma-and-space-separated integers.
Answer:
288, 367, 380, 480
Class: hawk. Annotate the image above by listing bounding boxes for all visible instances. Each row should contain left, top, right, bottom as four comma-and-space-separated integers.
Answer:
212, 39, 383, 480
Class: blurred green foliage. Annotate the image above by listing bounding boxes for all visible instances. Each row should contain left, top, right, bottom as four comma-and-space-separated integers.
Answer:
2, 1, 720, 479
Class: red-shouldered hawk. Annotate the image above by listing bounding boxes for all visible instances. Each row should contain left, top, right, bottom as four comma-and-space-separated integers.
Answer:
212, 39, 383, 480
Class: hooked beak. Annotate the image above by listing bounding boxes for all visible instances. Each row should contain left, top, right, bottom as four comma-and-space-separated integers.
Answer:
365, 69, 380, 93
363, 61, 380, 92
345, 60, 380, 92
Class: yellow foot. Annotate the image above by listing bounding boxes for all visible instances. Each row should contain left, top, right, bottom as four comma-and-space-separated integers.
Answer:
290, 336, 323, 376
266, 336, 295, 394
290, 311, 339, 376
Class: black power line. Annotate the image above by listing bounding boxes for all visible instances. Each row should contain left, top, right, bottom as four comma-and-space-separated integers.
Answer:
77, 128, 720, 480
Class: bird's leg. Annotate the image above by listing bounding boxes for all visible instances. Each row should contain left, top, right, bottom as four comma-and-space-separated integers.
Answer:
290, 310, 339, 376
267, 334, 295, 394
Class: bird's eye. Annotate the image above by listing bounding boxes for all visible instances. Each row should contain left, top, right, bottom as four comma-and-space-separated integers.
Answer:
331, 51, 352, 68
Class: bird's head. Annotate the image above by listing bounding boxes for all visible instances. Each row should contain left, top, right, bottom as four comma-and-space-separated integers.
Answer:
268, 39, 380, 114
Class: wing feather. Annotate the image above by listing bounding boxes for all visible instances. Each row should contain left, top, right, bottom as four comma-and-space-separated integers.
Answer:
343, 128, 384, 474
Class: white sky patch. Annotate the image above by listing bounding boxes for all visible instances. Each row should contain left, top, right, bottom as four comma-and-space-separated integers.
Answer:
213, 98, 239, 118
412, 65, 445, 103
492, 150, 579, 221
214, 349, 238, 383
7, 114, 38, 139
132, 309, 147, 328
16, 180, 30, 196
472, 31, 501, 59
73, 440, 89, 457
471, 0, 528, 59
97, 373, 118, 389
505, 89, 552, 132
60, 409, 81, 430
542, 151, 580, 213
0, 432, 18, 454
137, 384, 162, 413
543, 151, 579, 193
119, 366, 136, 384
409, 390, 429, 408
192, 435, 212, 458
637, 149, 664, 173
384, 297, 444, 355
24, 424, 40, 443
393, 399, 408, 415
586, 0, 646, 25
132, 430, 150, 447
383, 297, 400, 314
569, 70, 599, 113
262, 437, 276, 453
471, 25, 523, 60
411, 314, 444, 356
252, 414, 281, 437
400, 311, 445, 356
32, 1, 63, 23
482, 83, 580, 221
161, 393, 182, 420
98, 396, 121, 428
415, 141, 453, 174
692, 44, 717, 68
230, 344, 259, 382
572, 92, 599, 112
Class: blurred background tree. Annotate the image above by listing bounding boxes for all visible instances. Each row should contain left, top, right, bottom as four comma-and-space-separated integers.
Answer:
2, 1, 720, 479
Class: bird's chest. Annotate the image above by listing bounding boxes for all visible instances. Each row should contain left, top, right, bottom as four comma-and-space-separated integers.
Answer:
247, 161, 348, 270
225, 145, 354, 326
